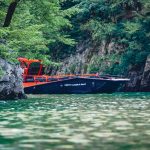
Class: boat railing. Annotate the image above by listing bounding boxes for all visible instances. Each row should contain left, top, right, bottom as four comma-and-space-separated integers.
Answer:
23, 75, 75, 83
99, 75, 126, 79
23, 74, 100, 83
23, 74, 127, 83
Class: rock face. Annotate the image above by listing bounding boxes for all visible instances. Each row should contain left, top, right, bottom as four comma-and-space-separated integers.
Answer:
57, 40, 122, 74
55, 41, 150, 92
125, 55, 150, 92
141, 55, 150, 91
56, 40, 96, 74
0, 58, 27, 100
125, 69, 144, 92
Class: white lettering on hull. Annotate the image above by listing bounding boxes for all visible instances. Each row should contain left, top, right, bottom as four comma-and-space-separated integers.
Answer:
62, 83, 87, 87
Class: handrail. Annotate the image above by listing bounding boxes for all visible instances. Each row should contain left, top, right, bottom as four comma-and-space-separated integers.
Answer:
23, 74, 99, 83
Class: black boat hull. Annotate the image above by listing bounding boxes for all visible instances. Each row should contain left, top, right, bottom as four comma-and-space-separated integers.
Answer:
24, 77, 127, 94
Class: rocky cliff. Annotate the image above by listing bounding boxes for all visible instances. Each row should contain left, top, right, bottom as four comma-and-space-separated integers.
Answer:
119, 55, 150, 92
0, 58, 27, 100
56, 41, 150, 92
56, 40, 121, 74
58, 40, 125, 73
141, 55, 150, 91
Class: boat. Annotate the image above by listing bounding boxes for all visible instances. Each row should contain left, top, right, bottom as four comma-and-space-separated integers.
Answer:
18, 57, 130, 94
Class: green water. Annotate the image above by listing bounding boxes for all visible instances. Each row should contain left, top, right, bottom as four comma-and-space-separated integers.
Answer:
0, 93, 150, 150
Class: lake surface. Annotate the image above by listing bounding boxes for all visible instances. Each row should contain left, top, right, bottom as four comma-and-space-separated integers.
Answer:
0, 93, 150, 150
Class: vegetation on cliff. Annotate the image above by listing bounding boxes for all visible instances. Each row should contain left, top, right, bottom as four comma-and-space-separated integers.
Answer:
0, 0, 150, 75
0, 0, 77, 63
57, 0, 150, 75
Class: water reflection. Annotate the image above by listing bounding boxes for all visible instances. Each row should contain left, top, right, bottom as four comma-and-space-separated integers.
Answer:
0, 93, 150, 150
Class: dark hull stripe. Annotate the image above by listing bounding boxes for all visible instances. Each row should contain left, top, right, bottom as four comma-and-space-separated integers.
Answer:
24, 78, 127, 94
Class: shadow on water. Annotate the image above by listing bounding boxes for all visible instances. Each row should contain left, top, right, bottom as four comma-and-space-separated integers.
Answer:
0, 93, 150, 150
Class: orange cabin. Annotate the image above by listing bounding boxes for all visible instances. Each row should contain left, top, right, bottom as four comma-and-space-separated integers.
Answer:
18, 57, 43, 76
18, 57, 98, 84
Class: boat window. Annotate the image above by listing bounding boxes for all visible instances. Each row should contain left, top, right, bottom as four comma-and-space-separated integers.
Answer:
40, 66, 45, 75
28, 62, 41, 75
25, 76, 34, 82
35, 77, 46, 82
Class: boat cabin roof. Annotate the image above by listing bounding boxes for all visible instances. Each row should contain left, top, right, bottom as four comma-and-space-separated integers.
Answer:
18, 57, 42, 65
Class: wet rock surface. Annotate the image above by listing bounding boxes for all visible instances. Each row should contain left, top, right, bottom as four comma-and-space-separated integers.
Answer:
0, 58, 27, 100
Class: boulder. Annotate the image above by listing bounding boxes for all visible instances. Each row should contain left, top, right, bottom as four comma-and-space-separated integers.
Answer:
141, 55, 150, 91
125, 71, 143, 92
0, 58, 27, 100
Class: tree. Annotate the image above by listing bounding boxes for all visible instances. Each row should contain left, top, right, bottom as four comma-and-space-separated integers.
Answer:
69, 0, 150, 74
0, 0, 77, 63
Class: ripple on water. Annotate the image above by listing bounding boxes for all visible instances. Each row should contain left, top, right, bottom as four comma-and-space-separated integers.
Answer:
0, 93, 150, 150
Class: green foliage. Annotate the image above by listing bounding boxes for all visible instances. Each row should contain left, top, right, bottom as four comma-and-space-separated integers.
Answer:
103, 50, 149, 75
123, 22, 141, 35
71, 0, 150, 74
0, 0, 150, 75
87, 56, 103, 73
0, 0, 78, 63
87, 54, 120, 74
81, 20, 116, 41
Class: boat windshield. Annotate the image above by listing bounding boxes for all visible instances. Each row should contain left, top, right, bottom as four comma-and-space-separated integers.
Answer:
28, 62, 41, 75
